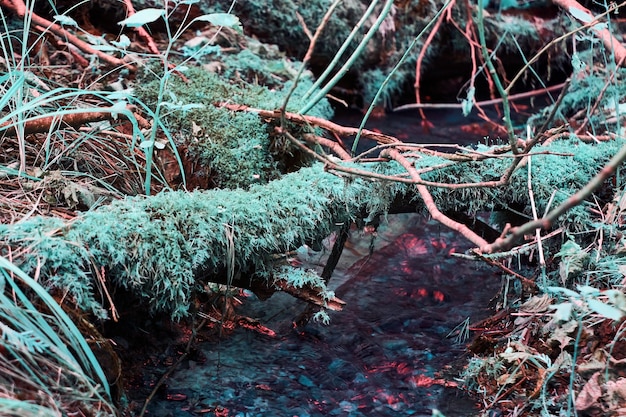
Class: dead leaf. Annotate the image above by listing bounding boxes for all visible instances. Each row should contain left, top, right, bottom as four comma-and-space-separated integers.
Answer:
606, 378, 626, 404
575, 371, 603, 411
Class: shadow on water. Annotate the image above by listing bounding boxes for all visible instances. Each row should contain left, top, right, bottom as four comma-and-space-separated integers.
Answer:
333, 102, 541, 155
147, 215, 502, 417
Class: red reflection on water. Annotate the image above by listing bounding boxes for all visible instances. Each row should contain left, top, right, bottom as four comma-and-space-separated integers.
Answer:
214, 406, 229, 417
415, 287, 429, 298
366, 361, 415, 377
393, 287, 447, 303
366, 362, 397, 374
400, 259, 412, 274
432, 290, 446, 303
166, 393, 187, 401
238, 318, 277, 337
395, 361, 412, 375
430, 237, 447, 250
409, 374, 458, 388
399, 235, 429, 256
374, 390, 408, 407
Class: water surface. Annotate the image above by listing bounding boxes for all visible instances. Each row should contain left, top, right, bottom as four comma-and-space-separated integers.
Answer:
147, 215, 501, 417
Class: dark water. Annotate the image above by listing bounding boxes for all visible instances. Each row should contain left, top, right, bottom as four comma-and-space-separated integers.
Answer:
335, 106, 512, 145
146, 215, 501, 417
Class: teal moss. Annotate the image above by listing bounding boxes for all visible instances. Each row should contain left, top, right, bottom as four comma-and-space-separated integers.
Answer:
529, 64, 626, 134
1, 164, 393, 319
135, 54, 332, 189
0, 137, 619, 319
371, 137, 620, 227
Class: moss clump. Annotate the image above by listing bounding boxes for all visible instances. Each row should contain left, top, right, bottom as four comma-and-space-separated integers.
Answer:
529, 63, 626, 134
135, 50, 332, 189
0, 164, 394, 318
367, 137, 619, 230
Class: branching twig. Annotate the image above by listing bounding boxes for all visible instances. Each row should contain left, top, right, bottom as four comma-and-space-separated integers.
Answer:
382, 148, 489, 249
280, 0, 341, 116
221, 103, 400, 145
414, 0, 455, 127
506, 0, 626, 93
552, 0, 626, 64
0, 0, 133, 69
481, 142, 626, 253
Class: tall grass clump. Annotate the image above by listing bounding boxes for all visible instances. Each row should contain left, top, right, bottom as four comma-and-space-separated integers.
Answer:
0, 256, 113, 416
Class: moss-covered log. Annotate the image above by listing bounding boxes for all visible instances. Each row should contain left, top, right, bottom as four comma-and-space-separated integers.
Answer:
0, 135, 621, 320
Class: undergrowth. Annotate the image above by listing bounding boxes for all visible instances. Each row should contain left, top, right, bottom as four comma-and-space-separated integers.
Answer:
1, 1, 626, 416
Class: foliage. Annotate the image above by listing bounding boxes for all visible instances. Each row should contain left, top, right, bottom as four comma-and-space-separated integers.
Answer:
0, 256, 113, 416
2, 0, 626, 416
530, 60, 626, 134
197, 0, 573, 108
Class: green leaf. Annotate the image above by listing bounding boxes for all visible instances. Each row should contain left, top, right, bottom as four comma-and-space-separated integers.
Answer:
587, 298, 624, 321
568, 7, 594, 23
551, 302, 573, 322
577, 285, 600, 297
546, 286, 580, 298
54, 14, 78, 27
118, 8, 165, 28
194, 13, 242, 33
110, 101, 128, 120
139, 140, 165, 150
111, 34, 131, 49
462, 86, 475, 117
604, 290, 626, 310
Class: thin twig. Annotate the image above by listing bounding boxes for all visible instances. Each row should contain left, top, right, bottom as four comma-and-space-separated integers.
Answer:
481, 142, 626, 253
382, 148, 489, 249
280, 0, 341, 117
414, 0, 455, 125
1, 0, 133, 69
138, 318, 207, 417
527, 154, 545, 268
393, 83, 566, 113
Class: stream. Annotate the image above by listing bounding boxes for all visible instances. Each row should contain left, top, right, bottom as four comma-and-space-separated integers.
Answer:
140, 108, 520, 416
144, 214, 502, 417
